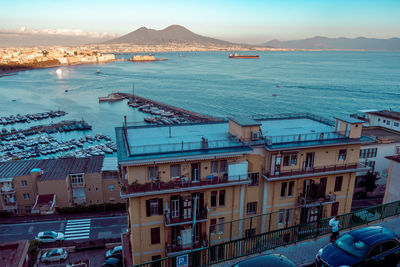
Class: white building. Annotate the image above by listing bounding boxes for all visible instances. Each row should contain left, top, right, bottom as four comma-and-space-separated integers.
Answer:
363, 110, 400, 131
383, 155, 400, 204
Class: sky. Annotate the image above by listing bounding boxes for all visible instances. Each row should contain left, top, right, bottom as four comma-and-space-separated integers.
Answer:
1, 0, 400, 44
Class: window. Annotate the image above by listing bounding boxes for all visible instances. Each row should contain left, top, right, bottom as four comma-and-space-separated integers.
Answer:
146, 198, 163, 216
108, 184, 114, 191
366, 161, 376, 172
88, 188, 91, 192
218, 218, 224, 233
278, 209, 284, 224
331, 202, 339, 217
381, 240, 399, 253
71, 174, 84, 187
378, 118, 381, 122
151, 255, 161, 267
210, 219, 217, 235
387, 120, 391, 125
148, 166, 159, 181
150, 227, 160, 244
246, 202, 257, 215
280, 182, 287, 197
96, 199, 100, 203
220, 160, 227, 173
219, 190, 225, 206
338, 149, 347, 160
283, 155, 290, 166
89, 200, 92, 204
394, 122, 400, 127
25, 206, 31, 212
245, 228, 255, 238
170, 164, 181, 178
211, 191, 217, 207
23, 193, 29, 200
21, 180, 27, 187
95, 187, 98, 191
211, 161, 218, 173
248, 172, 259, 186
285, 209, 291, 224
334, 176, 343, 192
288, 181, 294, 197
291, 154, 297, 165
360, 148, 378, 159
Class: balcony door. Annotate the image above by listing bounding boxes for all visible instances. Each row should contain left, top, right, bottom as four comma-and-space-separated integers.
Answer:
191, 163, 200, 182
191, 192, 204, 218
183, 197, 192, 220
171, 196, 180, 219
181, 228, 192, 246
305, 152, 314, 169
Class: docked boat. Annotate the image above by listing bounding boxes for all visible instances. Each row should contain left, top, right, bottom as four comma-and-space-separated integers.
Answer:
229, 53, 259, 59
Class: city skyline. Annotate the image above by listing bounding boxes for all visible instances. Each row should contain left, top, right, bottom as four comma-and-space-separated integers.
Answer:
1, 0, 400, 44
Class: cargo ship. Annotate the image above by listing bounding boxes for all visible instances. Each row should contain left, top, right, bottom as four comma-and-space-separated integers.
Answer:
229, 53, 259, 59
130, 54, 167, 62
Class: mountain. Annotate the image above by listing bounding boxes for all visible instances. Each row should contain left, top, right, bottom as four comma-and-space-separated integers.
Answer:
262, 36, 400, 51
104, 25, 233, 45
0, 31, 114, 47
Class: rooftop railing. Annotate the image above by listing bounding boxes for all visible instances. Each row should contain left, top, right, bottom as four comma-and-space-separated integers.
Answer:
251, 112, 335, 126
265, 131, 347, 146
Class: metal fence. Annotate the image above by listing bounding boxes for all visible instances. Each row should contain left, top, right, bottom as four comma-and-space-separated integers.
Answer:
132, 200, 400, 267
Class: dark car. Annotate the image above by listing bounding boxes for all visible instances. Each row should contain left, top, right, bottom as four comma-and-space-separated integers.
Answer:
232, 253, 296, 267
102, 257, 122, 267
316, 226, 400, 267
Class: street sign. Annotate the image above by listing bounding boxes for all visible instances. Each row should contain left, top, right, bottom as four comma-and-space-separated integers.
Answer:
176, 254, 188, 267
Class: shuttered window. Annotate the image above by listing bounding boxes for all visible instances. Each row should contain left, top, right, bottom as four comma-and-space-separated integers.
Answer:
146, 198, 163, 216
151, 227, 160, 244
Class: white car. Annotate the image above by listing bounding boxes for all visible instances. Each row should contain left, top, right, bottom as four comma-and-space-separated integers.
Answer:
35, 231, 64, 243
105, 245, 123, 259
41, 248, 68, 263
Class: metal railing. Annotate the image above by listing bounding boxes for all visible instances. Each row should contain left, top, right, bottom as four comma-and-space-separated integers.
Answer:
165, 207, 208, 226
265, 131, 346, 146
131, 200, 400, 267
251, 112, 335, 126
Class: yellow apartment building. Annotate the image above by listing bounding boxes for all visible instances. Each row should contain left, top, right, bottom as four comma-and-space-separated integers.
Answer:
0, 156, 123, 215
115, 113, 370, 265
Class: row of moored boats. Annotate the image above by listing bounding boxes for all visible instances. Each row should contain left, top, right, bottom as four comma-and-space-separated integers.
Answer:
0, 110, 66, 125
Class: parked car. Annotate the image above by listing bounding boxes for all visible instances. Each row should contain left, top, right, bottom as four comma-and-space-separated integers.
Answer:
106, 245, 123, 259
316, 226, 400, 267
232, 253, 296, 267
35, 231, 64, 243
41, 248, 68, 263
103, 257, 122, 267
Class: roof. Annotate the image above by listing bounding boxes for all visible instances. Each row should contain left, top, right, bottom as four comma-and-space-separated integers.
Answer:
0, 240, 29, 267
348, 226, 397, 246
101, 157, 118, 171
0, 156, 104, 180
367, 110, 400, 121
228, 116, 261, 127
335, 117, 365, 124
362, 127, 400, 143
386, 155, 400, 163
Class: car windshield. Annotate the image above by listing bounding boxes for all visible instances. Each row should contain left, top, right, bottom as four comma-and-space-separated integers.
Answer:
43, 231, 57, 238
48, 249, 59, 256
336, 234, 371, 258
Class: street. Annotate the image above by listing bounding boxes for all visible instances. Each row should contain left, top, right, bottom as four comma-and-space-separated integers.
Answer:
0, 215, 127, 243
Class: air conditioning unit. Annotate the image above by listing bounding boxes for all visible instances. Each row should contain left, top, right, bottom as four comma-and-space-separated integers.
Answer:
251, 131, 261, 141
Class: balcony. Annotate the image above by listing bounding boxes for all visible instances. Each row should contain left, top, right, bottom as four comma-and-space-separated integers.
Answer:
122, 175, 250, 197
297, 193, 336, 207
166, 236, 208, 256
264, 163, 370, 181
0, 186, 15, 194
165, 207, 207, 226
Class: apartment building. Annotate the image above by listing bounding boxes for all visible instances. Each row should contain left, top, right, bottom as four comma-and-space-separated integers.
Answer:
116, 113, 370, 265
0, 156, 123, 215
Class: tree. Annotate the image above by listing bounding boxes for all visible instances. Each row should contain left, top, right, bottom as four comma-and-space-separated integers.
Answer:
359, 171, 378, 192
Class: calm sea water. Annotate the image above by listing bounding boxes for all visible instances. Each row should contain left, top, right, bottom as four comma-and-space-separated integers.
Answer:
0, 51, 399, 139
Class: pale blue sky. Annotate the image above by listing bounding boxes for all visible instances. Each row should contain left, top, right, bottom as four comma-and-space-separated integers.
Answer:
1, 0, 400, 43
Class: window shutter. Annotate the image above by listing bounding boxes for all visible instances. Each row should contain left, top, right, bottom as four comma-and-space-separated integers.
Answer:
151, 227, 160, 244
158, 198, 163, 215
146, 199, 151, 217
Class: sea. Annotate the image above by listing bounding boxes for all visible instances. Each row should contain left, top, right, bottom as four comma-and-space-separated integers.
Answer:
0, 51, 399, 142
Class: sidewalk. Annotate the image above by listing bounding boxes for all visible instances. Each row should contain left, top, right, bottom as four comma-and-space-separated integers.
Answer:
220, 215, 400, 267
0, 211, 126, 224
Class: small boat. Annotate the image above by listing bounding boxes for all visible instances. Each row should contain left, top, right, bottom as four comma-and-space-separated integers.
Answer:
276, 85, 280, 88
272, 93, 278, 97
229, 53, 259, 59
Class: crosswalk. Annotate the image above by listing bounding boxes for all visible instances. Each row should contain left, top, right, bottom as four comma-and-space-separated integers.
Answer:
64, 218, 91, 240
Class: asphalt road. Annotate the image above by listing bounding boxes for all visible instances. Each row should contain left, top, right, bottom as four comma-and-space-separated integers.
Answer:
0, 215, 127, 243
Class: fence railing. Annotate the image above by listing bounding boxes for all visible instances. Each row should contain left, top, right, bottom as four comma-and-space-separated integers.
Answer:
131, 200, 400, 267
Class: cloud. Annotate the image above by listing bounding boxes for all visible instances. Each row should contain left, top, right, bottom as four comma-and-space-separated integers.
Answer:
1, 27, 118, 39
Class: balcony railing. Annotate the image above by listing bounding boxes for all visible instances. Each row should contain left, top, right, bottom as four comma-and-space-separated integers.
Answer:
0, 186, 15, 193
166, 236, 208, 254
265, 163, 366, 179
265, 131, 347, 146
123, 175, 250, 196
165, 207, 207, 226
297, 193, 336, 207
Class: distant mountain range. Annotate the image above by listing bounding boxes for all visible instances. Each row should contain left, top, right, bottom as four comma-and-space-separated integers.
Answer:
262, 36, 400, 51
104, 25, 234, 46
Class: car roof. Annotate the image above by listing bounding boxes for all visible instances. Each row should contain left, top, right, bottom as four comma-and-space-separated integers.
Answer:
348, 226, 397, 246
233, 254, 296, 267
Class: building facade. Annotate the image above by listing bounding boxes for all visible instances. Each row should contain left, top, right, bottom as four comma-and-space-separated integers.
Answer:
0, 156, 123, 215
116, 113, 370, 265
